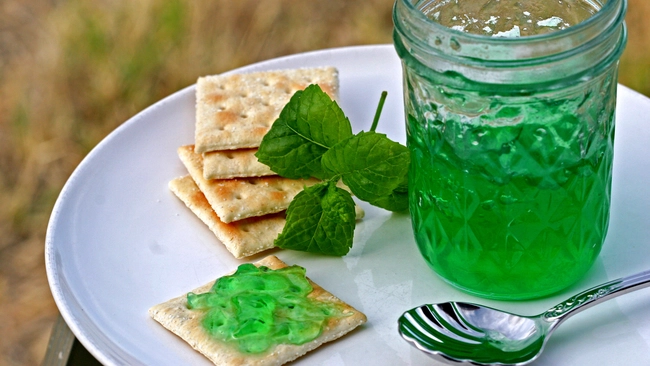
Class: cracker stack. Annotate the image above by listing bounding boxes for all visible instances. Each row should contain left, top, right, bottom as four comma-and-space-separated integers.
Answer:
170, 67, 356, 258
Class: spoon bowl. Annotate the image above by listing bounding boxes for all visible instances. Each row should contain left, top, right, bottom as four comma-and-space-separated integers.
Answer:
400, 302, 550, 365
399, 270, 650, 365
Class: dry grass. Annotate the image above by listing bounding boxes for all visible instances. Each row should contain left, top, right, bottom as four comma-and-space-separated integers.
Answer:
620, 0, 650, 94
0, 1, 394, 365
0, 0, 648, 365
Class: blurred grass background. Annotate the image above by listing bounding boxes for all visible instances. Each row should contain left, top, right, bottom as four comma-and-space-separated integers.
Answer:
0, 0, 648, 365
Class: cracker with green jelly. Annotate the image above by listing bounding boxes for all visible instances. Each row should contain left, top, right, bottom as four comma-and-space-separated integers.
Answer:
149, 255, 367, 366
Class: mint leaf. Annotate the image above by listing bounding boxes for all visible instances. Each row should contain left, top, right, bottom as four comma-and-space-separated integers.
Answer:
274, 181, 356, 256
255, 84, 353, 179
321, 131, 410, 208
368, 173, 409, 211
368, 190, 409, 212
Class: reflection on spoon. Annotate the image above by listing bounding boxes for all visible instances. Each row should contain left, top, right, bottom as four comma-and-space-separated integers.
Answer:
398, 270, 650, 365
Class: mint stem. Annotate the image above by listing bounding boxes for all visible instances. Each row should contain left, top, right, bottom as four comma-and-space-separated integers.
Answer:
370, 91, 388, 132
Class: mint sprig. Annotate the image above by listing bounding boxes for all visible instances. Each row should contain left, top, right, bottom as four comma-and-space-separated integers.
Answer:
256, 84, 353, 180
255, 85, 409, 256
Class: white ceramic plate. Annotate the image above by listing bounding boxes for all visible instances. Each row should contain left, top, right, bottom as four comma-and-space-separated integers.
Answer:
46, 45, 650, 365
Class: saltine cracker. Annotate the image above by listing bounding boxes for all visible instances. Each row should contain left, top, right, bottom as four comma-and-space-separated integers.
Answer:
194, 67, 339, 153
203, 148, 274, 180
169, 175, 365, 258
177, 145, 320, 223
169, 175, 284, 258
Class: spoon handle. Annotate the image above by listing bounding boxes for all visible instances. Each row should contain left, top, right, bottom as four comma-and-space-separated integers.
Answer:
543, 269, 650, 324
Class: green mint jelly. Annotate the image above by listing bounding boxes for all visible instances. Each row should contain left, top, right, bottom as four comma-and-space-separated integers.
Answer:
422, 0, 599, 37
187, 263, 340, 354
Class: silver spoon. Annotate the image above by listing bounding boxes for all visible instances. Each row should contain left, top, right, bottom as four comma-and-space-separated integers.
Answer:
398, 270, 650, 365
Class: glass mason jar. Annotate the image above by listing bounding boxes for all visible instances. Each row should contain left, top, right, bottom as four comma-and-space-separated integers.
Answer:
393, 0, 627, 300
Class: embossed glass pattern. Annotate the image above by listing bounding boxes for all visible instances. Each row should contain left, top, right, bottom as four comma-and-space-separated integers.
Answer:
393, 0, 627, 299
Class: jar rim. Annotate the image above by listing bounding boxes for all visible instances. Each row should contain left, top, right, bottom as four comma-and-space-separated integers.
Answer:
398, 0, 623, 44
393, 0, 628, 86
